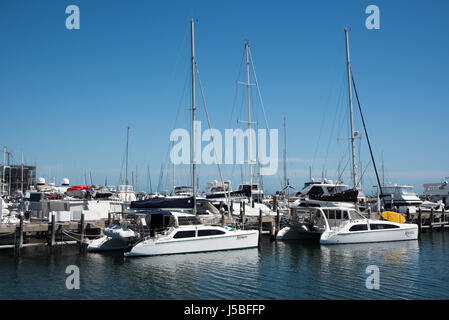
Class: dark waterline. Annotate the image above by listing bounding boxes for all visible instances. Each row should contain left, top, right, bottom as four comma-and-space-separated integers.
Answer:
1, 232, 448, 300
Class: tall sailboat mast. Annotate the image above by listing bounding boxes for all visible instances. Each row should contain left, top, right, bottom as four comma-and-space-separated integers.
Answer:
283, 117, 287, 189
344, 27, 357, 189
190, 19, 197, 215
244, 41, 253, 206
125, 126, 130, 185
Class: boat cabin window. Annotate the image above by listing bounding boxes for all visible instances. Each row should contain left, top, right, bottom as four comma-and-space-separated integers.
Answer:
324, 210, 346, 228
173, 230, 196, 239
308, 186, 324, 197
400, 187, 416, 195
144, 214, 173, 234
177, 216, 202, 226
29, 193, 43, 202
349, 224, 368, 231
198, 229, 226, 237
369, 224, 400, 230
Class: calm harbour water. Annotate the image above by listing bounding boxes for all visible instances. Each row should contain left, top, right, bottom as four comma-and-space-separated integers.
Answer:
1, 232, 448, 300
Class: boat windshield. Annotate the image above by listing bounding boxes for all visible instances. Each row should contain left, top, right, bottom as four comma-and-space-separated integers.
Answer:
326, 186, 349, 194
400, 187, 416, 195
177, 215, 202, 226
383, 186, 416, 196
211, 186, 226, 192
174, 186, 193, 193
118, 185, 134, 192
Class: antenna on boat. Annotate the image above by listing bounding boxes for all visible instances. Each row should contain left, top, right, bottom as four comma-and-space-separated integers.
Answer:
344, 27, 357, 190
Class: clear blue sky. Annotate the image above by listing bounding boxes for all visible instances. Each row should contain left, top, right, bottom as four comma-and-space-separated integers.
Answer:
0, 0, 448, 194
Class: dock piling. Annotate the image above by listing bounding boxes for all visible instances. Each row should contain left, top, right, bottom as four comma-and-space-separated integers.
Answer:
418, 207, 422, 239
258, 209, 263, 242
430, 208, 434, 233
276, 209, 280, 235
221, 207, 225, 226
79, 212, 85, 253
240, 201, 244, 230
442, 207, 446, 233
273, 195, 278, 212
50, 213, 56, 249
15, 213, 24, 257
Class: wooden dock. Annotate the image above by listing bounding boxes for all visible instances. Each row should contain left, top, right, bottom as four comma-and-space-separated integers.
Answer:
0, 208, 281, 256
0, 212, 106, 256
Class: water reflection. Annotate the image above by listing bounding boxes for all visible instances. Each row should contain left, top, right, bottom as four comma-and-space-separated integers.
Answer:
1, 234, 449, 299
320, 240, 420, 266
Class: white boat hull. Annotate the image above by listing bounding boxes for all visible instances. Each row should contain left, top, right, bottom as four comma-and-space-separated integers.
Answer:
320, 224, 418, 244
87, 236, 133, 252
125, 230, 259, 257
276, 226, 322, 240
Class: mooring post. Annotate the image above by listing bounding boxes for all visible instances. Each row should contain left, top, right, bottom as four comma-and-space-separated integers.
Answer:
240, 201, 244, 229
240, 201, 243, 229
430, 208, 434, 233
442, 207, 446, 232
276, 209, 280, 234
273, 195, 278, 212
108, 212, 111, 226
50, 212, 56, 249
258, 208, 263, 242
80, 212, 85, 252
221, 208, 225, 226
418, 207, 422, 239
15, 213, 24, 257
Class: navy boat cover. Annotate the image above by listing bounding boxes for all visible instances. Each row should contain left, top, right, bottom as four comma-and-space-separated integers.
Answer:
130, 196, 208, 209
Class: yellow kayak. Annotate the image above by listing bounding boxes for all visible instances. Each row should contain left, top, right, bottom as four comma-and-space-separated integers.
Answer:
381, 211, 406, 224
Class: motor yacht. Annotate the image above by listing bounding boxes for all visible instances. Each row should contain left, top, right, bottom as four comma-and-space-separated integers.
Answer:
292, 179, 365, 209
380, 184, 444, 214
423, 178, 449, 209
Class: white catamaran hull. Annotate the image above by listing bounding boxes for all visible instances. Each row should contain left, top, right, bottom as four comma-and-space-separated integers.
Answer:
124, 230, 259, 257
320, 225, 418, 244
87, 236, 134, 252
276, 226, 322, 240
